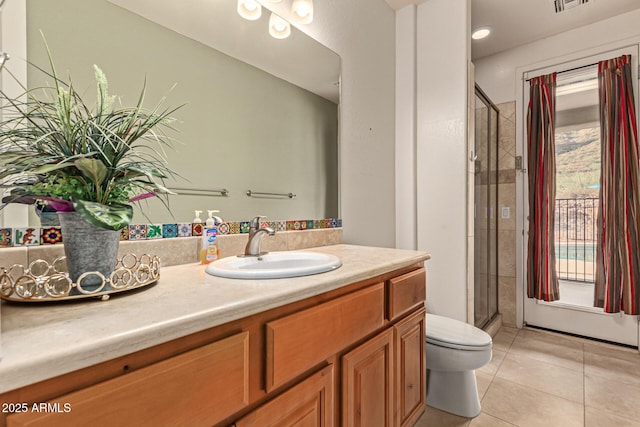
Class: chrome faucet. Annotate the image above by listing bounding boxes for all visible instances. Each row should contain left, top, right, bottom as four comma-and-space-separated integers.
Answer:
244, 215, 275, 256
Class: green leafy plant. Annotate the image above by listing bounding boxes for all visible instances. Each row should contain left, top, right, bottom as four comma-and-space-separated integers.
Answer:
0, 43, 181, 230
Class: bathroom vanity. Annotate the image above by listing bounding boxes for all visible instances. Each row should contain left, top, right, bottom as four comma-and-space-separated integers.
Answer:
0, 245, 429, 426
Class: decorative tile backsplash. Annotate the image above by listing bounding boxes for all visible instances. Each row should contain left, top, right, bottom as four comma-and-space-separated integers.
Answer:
0, 218, 342, 248
13, 228, 40, 246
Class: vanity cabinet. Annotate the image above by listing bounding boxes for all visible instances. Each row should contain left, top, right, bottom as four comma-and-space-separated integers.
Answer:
1, 264, 426, 427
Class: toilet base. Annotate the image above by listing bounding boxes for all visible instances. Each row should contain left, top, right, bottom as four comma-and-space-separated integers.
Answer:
426, 369, 481, 418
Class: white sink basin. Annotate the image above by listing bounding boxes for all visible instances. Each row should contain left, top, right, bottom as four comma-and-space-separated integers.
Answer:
205, 251, 342, 279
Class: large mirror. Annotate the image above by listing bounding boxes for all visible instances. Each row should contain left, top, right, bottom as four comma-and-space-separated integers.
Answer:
9, 0, 340, 225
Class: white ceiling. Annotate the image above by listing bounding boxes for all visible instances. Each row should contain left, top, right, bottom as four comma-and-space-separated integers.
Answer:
386, 0, 640, 60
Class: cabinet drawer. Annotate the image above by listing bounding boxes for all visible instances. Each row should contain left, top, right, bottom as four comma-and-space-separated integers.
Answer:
7, 332, 250, 427
266, 283, 385, 391
388, 268, 426, 320
237, 364, 335, 427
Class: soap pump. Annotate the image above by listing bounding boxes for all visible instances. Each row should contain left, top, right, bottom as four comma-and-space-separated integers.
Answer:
193, 210, 203, 223
200, 210, 221, 264
205, 210, 220, 227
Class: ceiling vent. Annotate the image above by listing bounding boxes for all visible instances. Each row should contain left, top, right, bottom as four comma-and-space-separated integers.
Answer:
555, 0, 589, 13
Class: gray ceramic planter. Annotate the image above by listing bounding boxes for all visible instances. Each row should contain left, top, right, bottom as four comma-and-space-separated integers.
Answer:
58, 212, 120, 293
38, 211, 60, 227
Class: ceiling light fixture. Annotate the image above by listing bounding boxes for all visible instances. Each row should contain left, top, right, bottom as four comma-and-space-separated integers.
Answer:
471, 27, 491, 40
237, 0, 262, 21
291, 0, 313, 24
269, 13, 291, 39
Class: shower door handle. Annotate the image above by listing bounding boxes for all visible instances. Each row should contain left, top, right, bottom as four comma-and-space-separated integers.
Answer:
470, 151, 478, 162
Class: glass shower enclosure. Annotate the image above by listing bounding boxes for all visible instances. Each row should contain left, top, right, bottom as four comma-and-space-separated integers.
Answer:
474, 85, 499, 329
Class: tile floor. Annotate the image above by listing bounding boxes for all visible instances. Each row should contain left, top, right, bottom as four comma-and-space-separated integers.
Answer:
415, 326, 640, 427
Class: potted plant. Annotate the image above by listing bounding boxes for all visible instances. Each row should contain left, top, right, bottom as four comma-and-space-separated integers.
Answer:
0, 46, 180, 291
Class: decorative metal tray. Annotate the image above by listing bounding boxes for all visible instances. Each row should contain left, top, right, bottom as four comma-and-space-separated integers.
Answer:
0, 254, 160, 302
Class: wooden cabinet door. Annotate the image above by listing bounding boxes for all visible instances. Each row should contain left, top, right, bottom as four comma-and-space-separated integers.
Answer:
395, 308, 426, 427
236, 364, 335, 427
342, 329, 394, 427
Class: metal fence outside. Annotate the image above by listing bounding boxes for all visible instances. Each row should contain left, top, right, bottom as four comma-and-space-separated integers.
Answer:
554, 198, 598, 282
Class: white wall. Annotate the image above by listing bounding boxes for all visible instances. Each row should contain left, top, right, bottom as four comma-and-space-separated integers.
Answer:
264, 0, 397, 247
415, 0, 471, 321
474, 9, 640, 104
395, 5, 417, 250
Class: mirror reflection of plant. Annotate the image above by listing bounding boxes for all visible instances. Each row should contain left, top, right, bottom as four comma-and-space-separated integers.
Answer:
0, 41, 182, 230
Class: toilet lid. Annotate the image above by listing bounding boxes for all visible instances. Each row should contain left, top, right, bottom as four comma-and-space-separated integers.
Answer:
426, 313, 492, 351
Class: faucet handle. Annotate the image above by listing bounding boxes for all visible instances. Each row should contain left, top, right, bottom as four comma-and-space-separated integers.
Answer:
250, 215, 267, 229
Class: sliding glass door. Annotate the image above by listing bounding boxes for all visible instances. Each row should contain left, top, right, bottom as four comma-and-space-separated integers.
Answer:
474, 85, 499, 329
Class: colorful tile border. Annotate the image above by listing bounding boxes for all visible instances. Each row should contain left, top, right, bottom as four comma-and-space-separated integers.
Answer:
177, 223, 192, 237
14, 228, 40, 246
192, 223, 204, 237
0, 218, 342, 247
0, 228, 12, 247
128, 224, 148, 241
146, 224, 163, 240
41, 227, 63, 245
163, 223, 178, 239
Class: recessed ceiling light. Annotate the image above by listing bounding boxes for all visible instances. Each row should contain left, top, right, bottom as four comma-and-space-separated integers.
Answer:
472, 27, 491, 40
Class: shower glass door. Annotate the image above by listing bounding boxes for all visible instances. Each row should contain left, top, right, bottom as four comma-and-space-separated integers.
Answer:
474, 85, 499, 329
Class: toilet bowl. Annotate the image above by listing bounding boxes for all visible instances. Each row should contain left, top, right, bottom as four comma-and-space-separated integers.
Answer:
425, 313, 492, 418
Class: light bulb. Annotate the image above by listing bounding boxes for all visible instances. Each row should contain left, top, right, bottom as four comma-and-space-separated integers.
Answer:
269, 13, 291, 39
295, 5, 310, 17
291, 0, 313, 24
237, 0, 262, 21
471, 27, 491, 40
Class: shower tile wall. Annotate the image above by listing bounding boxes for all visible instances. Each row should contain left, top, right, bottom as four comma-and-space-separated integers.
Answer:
497, 101, 517, 326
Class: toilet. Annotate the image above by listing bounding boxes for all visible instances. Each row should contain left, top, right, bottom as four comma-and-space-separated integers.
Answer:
425, 313, 492, 418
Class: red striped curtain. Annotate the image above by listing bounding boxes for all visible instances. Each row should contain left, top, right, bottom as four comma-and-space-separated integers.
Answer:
526, 73, 560, 301
595, 55, 640, 315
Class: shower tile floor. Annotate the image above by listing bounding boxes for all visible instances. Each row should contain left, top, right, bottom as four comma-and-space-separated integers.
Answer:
415, 326, 640, 427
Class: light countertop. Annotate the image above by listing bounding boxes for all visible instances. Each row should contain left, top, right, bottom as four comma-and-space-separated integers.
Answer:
0, 244, 429, 394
